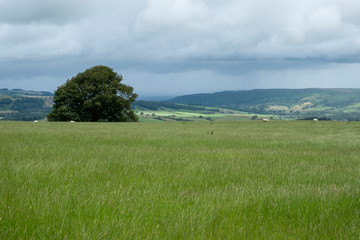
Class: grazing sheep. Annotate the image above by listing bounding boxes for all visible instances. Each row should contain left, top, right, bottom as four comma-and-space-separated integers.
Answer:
33, 120, 38, 123
70, 120, 75, 123
263, 118, 270, 122
313, 118, 318, 122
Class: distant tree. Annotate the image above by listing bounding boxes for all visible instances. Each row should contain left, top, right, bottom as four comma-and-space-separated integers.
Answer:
12, 97, 44, 111
0, 98, 12, 107
47, 65, 138, 122
251, 115, 258, 120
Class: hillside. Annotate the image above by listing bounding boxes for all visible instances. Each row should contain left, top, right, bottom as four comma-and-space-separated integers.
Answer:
0, 88, 53, 96
0, 88, 53, 121
2, 88, 360, 121
169, 88, 360, 120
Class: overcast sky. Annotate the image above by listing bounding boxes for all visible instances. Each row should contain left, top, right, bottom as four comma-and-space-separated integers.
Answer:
1, 0, 360, 97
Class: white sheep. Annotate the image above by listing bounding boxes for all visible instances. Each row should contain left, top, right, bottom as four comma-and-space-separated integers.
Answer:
263, 118, 270, 122
313, 118, 318, 122
33, 120, 38, 123
70, 120, 75, 123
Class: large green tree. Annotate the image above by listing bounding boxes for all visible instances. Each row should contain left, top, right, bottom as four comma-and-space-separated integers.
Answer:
47, 65, 138, 122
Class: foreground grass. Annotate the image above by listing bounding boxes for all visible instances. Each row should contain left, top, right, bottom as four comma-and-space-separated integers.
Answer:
1, 121, 360, 239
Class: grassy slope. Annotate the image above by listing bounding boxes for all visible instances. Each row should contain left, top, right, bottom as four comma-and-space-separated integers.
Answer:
169, 88, 360, 117
170, 88, 360, 106
1, 121, 360, 239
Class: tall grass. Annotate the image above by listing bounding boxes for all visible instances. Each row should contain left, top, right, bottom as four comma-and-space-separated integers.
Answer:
1, 121, 360, 239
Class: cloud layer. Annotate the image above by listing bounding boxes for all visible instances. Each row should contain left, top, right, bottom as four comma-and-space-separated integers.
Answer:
1, 0, 360, 96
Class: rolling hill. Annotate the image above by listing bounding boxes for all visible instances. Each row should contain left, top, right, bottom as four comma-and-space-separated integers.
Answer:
2, 88, 360, 121
169, 88, 360, 120
0, 88, 53, 121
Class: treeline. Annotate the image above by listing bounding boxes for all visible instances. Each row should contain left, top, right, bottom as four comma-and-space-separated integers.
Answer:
12, 98, 44, 111
0, 97, 52, 121
234, 104, 360, 121
0, 98, 13, 106
297, 111, 360, 121
299, 117, 331, 121
133, 100, 219, 112
329, 112, 360, 121
0, 97, 45, 110
2, 108, 52, 121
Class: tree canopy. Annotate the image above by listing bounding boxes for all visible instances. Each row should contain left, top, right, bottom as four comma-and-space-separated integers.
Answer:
47, 66, 138, 122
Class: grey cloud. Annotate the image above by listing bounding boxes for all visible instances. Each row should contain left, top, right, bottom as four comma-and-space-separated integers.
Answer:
122, 62, 360, 96
1, 0, 360, 96
2, 0, 360, 62
130, 0, 360, 61
0, 0, 99, 24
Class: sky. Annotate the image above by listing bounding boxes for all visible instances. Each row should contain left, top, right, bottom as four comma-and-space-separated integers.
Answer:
1, 0, 360, 98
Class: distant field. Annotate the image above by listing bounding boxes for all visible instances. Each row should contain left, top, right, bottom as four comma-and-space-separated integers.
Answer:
135, 107, 276, 122
1, 121, 360, 239
169, 88, 360, 121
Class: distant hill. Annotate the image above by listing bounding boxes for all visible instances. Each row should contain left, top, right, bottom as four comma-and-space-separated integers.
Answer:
0, 89, 53, 121
0, 88, 53, 96
169, 89, 360, 120
2, 88, 360, 121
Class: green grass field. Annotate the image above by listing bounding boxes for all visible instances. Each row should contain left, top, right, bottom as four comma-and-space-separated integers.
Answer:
1, 121, 360, 239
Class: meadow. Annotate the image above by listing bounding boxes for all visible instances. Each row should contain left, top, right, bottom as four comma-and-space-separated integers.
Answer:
1, 120, 360, 239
